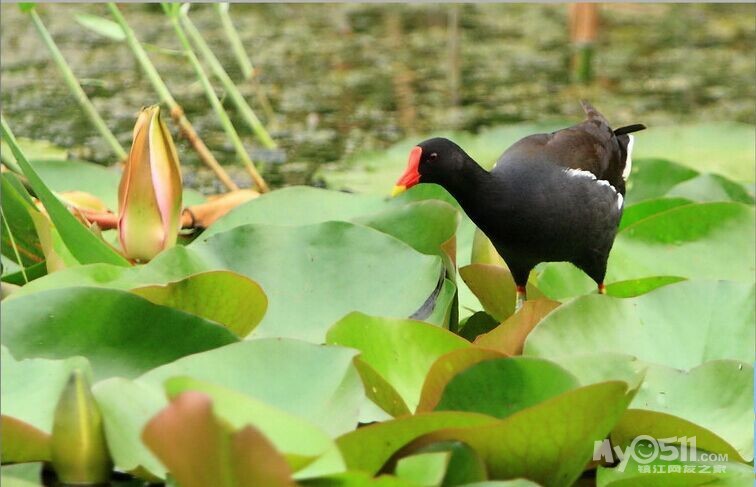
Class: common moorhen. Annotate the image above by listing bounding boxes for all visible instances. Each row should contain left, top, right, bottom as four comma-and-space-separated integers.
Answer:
392, 101, 645, 309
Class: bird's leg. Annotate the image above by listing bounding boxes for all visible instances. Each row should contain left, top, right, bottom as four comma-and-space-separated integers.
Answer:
598, 283, 606, 294
515, 285, 527, 312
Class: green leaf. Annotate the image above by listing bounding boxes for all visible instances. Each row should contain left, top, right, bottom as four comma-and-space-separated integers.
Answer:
632, 123, 755, 182
0, 118, 129, 266
1, 347, 89, 435
130, 270, 267, 338
1, 287, 238, 380
0, 173, 45, 267
524, 280, 755, 369
618, 197, 693, 231
473, 299, 560, 355
395, 451, 450, 486
139, 339, 364, 437
434, 357, 579, 419
75, 13, 126, 41
457, 311, 499, 341
326, 312, 469, 412
415, 381, 637, 485
667, 173, 754, 205
336, 412, 499, 474
604, 276, 686, 298
301, 471, 418, 487
1, 416, 50, 463
624, 158, 699, 205
1, 464, 43, 487
459, 264, 541, 322
597, 443, 753, 487
15, 222, 444, 343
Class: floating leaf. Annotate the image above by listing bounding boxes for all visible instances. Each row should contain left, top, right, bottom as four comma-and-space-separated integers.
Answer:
624, 158, 698, 205
131, 270, 267, 338
666, 173, 754, 204
326, 312, 469, 412
1, 416, 50, 463
1, 287, 238, 380
474, 299, 560, 355
460, 264, 542, 322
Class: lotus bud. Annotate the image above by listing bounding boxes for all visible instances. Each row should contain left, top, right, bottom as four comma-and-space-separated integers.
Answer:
51, 369, 112, 484
118, 105, 182, 262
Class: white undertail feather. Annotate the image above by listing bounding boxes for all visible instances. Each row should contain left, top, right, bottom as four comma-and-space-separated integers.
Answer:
617, 193, 624, 210
622, 135, 634, 181
564, 167, 623, 211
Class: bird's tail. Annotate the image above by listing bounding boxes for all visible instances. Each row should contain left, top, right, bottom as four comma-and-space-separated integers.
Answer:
614, 124, 647, 135
579, 100, 609, 124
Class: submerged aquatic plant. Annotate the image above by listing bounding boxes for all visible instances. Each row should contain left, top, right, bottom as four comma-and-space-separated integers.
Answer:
118, 106, 182, 262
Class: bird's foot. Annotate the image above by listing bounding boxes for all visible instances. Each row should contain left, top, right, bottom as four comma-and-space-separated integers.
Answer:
515, 286, 527, 312
598, 283, 606, 295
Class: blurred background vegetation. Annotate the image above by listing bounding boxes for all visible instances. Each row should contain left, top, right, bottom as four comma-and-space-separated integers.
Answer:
1, 3, 753, 193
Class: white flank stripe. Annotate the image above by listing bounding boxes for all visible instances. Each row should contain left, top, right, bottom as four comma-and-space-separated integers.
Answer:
623, 134, 634, 181
563, 168, 618, 193
617, 193, 624, 210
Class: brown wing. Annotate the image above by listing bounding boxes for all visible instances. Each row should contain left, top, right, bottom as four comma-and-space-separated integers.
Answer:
493, 101, 645, 195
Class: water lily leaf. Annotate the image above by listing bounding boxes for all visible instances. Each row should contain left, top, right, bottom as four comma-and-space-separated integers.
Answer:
458, 311, 499, 341
131, 270, 267, 338
394, 451, 450, 486
473, 299, 560, 355
624, 158, 698, 205
622, 360, 753, 462
13, 222, 443, 343
0, 347, 89, 435
139, 339, 364, 437
409, 441, 488, 486
608, 202, 755, 283
470, 228, 505, 266
618, 197, 693, 230
1, 416, 50, 463
666, 173, 754, 204
459, 264, 542, 322
412, 381, 637, 485
596, 443, 753, 487
142, 391, 295, 487
326, 312, 469, 412
92, 378, 167, 479
301, 471, 418, 487
28, 210, 79, 272
352, 358, 410, 418
604, 276, 686, 298
1, 287, 238, 380
632, 123, 755, 182
417, 348, 506, 413
524, 280, 754, 370
164, 377, 344, 476
434, 357, 579, 420
1, 464, 43, 487
336, 412, 498, 474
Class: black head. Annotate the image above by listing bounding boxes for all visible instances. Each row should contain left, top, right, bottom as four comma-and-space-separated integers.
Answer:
393, 137, 475, 195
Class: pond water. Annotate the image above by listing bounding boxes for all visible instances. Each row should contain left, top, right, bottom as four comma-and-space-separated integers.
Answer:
1, 3, 753, 193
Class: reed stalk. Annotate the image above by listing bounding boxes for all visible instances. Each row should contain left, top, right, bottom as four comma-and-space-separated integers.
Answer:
165, 5, 269, 193
107, 3, 239, 191
180, 7, 276, 149
26, 7, 126, 161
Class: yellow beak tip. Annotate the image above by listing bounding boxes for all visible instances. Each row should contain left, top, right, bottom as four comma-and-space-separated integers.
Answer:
391, 185, 407, 197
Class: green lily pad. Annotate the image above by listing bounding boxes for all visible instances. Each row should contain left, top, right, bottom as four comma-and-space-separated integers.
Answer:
417, 348, 507, 413
459, 264, 542, 322
618, 198, 693, 231
336, 412, 499, 474
413, 381, 637, 485
632, 123, 755, 182
130, 270, 267, 338
596, 443, 753, 487
1, 287, 238, 380
13, 221, 444, 343
139, 339, 364, 437
524, 280, 754, 370
394, 451, 450, 486
473, 299, 560, 355
434, 357, 579, 419
301, 471, 418, 487
0, 463, 43, 487
326, 312, 469, 412
666, 174, 754, 205
624, 158, 698, 205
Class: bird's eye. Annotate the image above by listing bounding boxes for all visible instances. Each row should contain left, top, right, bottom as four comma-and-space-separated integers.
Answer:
429, 153, 438, 161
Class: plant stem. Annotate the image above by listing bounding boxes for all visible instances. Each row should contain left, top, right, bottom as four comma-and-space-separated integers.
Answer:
167, 12, 269, 193
27, 8, 126, 161
215, 3, 277, 124
180, 9, 276, 149
1, 207, 29, 284
216, 3, 253, 80
107, 3, 239, 191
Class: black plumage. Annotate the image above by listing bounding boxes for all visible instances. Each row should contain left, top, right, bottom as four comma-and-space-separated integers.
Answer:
393, 101, 646, 307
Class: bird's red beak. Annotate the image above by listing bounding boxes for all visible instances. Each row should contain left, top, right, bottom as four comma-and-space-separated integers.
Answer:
392, 146, 422, 196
